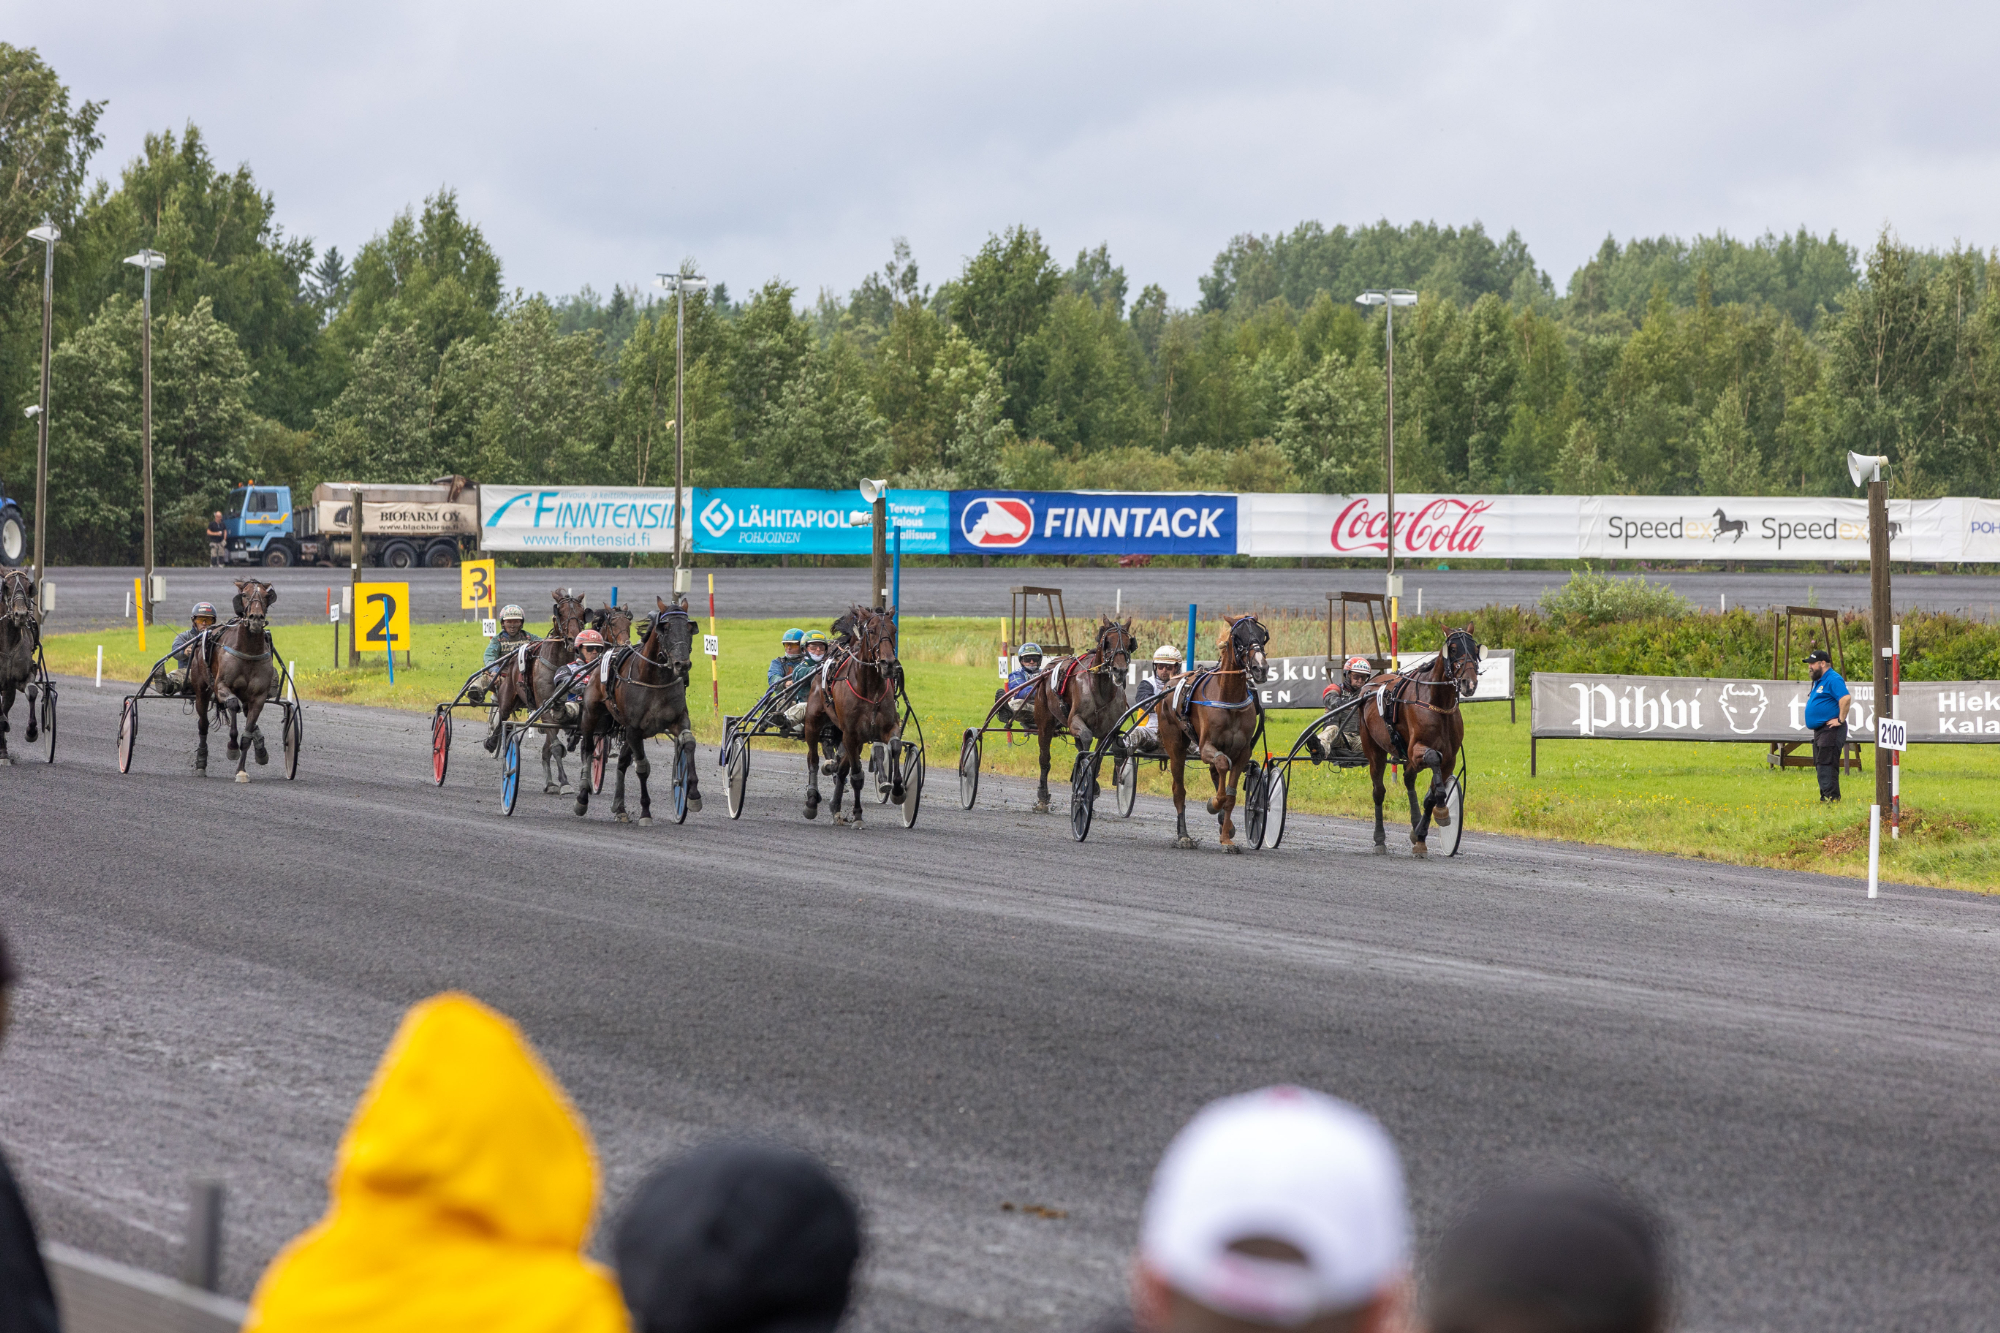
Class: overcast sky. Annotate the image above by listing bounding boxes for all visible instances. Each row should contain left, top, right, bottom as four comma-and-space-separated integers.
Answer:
22, 0, 2000, 308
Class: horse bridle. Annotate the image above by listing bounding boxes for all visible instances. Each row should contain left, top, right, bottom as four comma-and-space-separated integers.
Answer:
1093, 621, 1133, 676
0, 573, 35, 629
220, 583, 275, 662
834, 611, 898, 703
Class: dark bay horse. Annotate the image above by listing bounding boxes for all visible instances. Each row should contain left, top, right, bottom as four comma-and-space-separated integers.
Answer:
1027, 615, 1136, 811
573, 597, 699, 824
482, 588, 590, 793
0, 571, 41, 764
1159, 614, 1270, 851
1357, 626, 1482, 856
190, 578, 280, 782
802, 605, 902, 824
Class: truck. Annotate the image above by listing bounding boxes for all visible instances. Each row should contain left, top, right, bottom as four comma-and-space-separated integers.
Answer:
221, 477, 482, 568
0, 477, 23, 567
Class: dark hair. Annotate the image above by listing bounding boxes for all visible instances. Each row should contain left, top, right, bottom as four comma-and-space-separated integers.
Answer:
1428, 1175, 1669, 1333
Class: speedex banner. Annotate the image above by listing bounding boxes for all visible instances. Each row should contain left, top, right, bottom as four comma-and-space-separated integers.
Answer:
1531, 673, 2000, 744
950, 491, 1235, 556
692, 488, 949, 555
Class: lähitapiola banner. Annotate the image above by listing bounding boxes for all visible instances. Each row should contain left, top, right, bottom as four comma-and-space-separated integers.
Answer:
691, 489, 949, 555
1531, 673, 2000, 744
480, 486, 683, 553
949, 491, 1236, 556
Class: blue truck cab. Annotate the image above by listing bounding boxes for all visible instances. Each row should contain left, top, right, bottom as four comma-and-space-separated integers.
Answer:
222, 484, 300, 566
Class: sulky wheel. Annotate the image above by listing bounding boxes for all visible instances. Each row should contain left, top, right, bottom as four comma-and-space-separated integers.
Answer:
1243, 762, 1269, 849
900, 743, 924, 829
671, 735, 695, 824
117, 698, 138, 774
1069, 750, 1098, 843
431, 709, 451, 786
724, 738, 750, 819
958, 731, 981, 810
1264, 766, 1289, 848
500, 730, 522, 816
1440, 772, 1467, 857
283, 704, 303, 780
40, 683, 56, 764
1115, 752, 1137, 817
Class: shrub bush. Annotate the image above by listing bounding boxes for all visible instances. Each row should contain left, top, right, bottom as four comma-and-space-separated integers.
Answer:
1539, 568, 1694, 625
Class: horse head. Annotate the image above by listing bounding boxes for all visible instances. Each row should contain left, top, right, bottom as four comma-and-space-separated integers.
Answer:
596, 604, 634, 645
1440, 626, 1483, 698
831, 605, 868, 648
650, 596, 694, 674
550, 588, 590, 642
1096, 616, 1135, 674
853, 606, 898, 670
1223, 614, 1271, 684
0, 571, 35, 627
232, 578, 277, 627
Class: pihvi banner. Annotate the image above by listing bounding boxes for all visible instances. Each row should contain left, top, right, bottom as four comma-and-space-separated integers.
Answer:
950, 491, 1235, 556
1531, 672, 2000, 744
480, 486, 682, 553
691, 488, 949, 555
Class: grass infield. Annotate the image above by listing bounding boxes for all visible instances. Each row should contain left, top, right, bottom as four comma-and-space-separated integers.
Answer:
42, 615, 1999, 894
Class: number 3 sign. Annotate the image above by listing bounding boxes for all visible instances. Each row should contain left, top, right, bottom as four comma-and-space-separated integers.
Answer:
355, 582, 412, 655
460, 559, 497, 610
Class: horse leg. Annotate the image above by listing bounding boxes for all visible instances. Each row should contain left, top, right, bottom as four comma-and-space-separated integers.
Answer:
804, 725, 822, 820
1033, 721, 1053, 813
635, 734, 655, 824
572, 722, 594, 818
1430, 746, 1454, 827
22, 680, 35, 744
1213, 760, 1241, 851
848, 735, 867, 824
1169, 751, 1197, 849
683, 728, 702, 812
610, 732, 633, 822
1369, 753, 1388, 853
1405, 747, 1431, 857
223, 687, 243, 763
483, 677, 511, 752
0, 682, 11, 764
832, 736, 853, 824
247, 692, 270, 766
193, 691, 209, 775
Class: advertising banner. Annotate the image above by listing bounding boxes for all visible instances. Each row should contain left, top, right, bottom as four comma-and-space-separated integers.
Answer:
1249, 649, 1516, 709
1576, 496, 1947, 562
1531, 672, 2000, 744
480, 486, 682, 553
949, 491, 1236, 556
691, 488, 949, 555
1965, 498, 2000, 563
1236, 494, 1583, 560
316, 500, 479, 536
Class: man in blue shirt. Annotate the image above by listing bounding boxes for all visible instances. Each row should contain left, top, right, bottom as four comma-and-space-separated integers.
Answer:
1803, 648, 1851, 801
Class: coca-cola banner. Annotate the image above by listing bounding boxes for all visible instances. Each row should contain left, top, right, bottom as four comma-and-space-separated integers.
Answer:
1531, 673, 2000, 744
1237, 493, 1582, 560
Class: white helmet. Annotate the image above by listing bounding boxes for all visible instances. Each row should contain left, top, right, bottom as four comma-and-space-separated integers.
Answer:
1153, 644, 1182, 664
1346, 655, 1372, 673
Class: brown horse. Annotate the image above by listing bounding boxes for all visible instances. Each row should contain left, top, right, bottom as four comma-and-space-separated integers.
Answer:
189, 578, 281, 782
1026, 615, 1136, 811
573, 597, 699, 824
801, 605, 902, 824
1357, 626, 1482, 856
482, 587, 591, 793
1159, 614, 1271, 851
0, 571, 41, 764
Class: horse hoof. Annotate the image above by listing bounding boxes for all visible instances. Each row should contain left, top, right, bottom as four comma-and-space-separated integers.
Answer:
1410, 842, 1428, 858
254, 746, 269, 766
574, 800, 590, 817
804, 805, 818, 820
226, 746, 241, 761
1173, 835, 1198, 850
615, 811, 631, 823
1221, 841, 1242, 854
1205, 798, 1220, 815
543, 782, 560, 795
559, 783, 576, 796
1434, 810, 1451, 827
820, 761, 839, 776
1371, 843, 1388, 855
234, 771, 250, 784
638, 816, 652, 826
687, 796, 702, 813
23, 726, 35, 743
833, 813, 850, 825
1030, 799, 1051, 814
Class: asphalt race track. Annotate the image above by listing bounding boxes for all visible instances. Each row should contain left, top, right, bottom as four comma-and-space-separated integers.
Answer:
4, 679, 1998, 1331
35, 563, 2000, 632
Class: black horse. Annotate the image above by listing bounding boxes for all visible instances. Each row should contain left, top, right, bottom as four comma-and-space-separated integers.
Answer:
1357, 627, 1482, 856
574, 597, 700, 824
0, 571, 42, 764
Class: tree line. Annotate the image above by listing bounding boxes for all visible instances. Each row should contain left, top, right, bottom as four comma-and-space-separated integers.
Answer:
1, 44, 1995, 566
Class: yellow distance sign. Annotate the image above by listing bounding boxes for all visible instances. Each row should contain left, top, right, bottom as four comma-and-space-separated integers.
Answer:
460, 558, 497, 610
355, 581, 412, 656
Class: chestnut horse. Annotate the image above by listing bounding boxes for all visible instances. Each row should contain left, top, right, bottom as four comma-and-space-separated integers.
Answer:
801, 605, 902, 825
0, 571, 41, 764
1357, 626, 1482, 856
189, 578, 281, 782
1021, 616, 1136, 811
1159, 614, 1271, 851
573, 596, 699, 824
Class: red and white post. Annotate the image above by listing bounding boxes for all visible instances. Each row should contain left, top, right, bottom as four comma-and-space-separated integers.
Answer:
1890, 623, 1901, 839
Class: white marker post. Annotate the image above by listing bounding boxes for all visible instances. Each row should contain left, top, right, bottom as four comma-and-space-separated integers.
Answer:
95, 645, 102, 688
1867, 805, 1881, 899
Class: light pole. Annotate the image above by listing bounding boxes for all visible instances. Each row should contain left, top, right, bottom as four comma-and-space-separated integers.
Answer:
1356, 288, 1417, 660
125, 248, 165, 625
655, 270, 708, 599
28, 218, 59, 587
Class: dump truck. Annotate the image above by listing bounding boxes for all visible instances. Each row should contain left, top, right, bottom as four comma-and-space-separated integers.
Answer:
221, 476, 481, 568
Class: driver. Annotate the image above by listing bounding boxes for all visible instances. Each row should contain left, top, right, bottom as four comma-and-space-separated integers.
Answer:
150, 602, 219, 696
1125, 643, 1182, 753
995, 642, 1044, 724
780, 631, 832, 733
1307, 655, 1378, 761
471, 604, 536, 705
768, 628, 807, 687
557, 628, 608, 724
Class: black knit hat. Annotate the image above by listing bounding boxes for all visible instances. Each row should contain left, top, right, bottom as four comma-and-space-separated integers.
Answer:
614, 1142, 861, 1333
1428, 1175, 1669, 1333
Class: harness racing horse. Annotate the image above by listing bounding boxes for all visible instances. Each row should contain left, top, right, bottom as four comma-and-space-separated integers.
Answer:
1027, 616, 1136, 811
1159, 614, 1271, 852
802, 605, 902, 825
573, 597, 699, 824
482, 588, 591, 793
0, 571, 42, 764
1357, 626, 1482, 857
189, 578, 281, 782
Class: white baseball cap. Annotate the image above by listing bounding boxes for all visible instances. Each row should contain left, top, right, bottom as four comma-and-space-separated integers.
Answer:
1140, 1087, 1409, 1326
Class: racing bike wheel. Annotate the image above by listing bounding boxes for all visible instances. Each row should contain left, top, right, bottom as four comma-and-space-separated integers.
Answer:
283, 705, 302, 781
39, 683, 55, 763
899, 743, 924, 829
1069, 751, 1098, 843
725, 738, 750, 819
671, 736, 694, 824
431, 710, 452, 785
116, 699, 137, 774
957, 732, 981, 810
591, 735, 608, 793
1242, 762, 1268, 849
500, 730, 522, 815
1265, 767, 1290, 848
1115, 753, 1137, 817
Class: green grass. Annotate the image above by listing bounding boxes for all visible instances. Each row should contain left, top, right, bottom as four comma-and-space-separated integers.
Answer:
43, 615, 2000, 893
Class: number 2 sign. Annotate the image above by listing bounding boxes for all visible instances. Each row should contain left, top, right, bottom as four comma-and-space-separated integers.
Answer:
355, 581, 412, 655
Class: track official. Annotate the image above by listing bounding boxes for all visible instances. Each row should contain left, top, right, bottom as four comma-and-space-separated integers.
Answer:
1803, 649, 1850, 802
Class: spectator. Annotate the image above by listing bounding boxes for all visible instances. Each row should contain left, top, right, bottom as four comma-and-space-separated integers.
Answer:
0, 925, 61, 1333
207, 512, 229, 566
614, 1142, 860, 1333
245, 993, 626, 1333
1426, 1176, 1668, 1333
1802, 649, 1851, 802
1105, 1086, 1410, 1333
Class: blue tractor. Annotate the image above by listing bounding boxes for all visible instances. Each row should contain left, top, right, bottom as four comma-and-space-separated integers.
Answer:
0, 478, 25, 567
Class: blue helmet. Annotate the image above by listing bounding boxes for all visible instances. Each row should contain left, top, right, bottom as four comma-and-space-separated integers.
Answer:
1018, 642, 1043, 659
781, 627, 805, 645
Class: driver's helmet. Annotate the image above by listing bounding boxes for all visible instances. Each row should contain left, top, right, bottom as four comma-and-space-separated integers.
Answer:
1018, 642, 1043, 666
191, 601, 219, 625
781, 627, 805, 654
499, 604, 526, 626
1152, 644, 1181, 668
575, 628, 606, 657
1345, 655, 1372, 676
802, 629, 830, 659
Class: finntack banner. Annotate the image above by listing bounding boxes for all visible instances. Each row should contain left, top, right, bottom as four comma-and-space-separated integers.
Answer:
480, 486, 682, 552
949, 491, 1236, 556
691, 488, 950, 555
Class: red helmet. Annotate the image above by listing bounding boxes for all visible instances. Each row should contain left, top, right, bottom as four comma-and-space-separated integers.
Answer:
1346, 656, 1372, 674
576, 629, 606, 650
